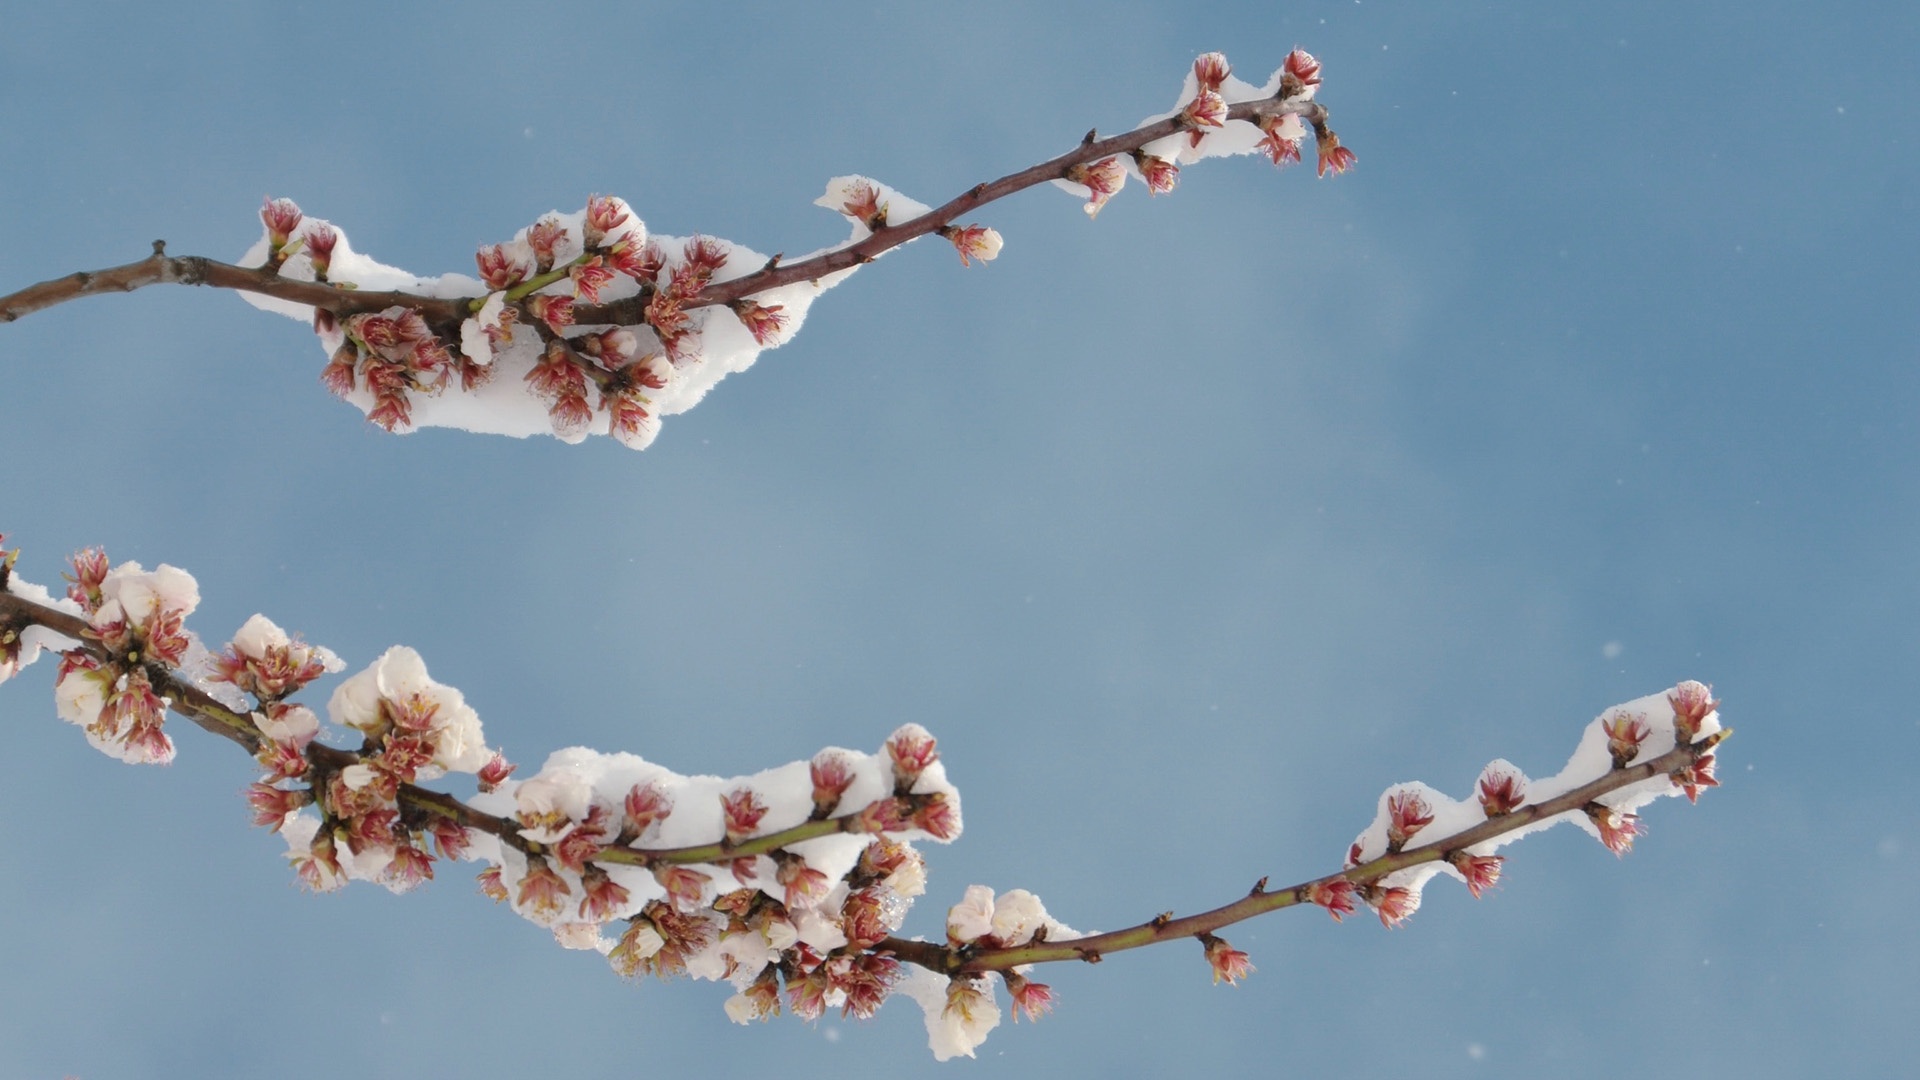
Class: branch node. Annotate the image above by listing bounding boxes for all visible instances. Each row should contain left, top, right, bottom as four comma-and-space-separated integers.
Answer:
151, 240, 167, 257
1250, 876, 1269, 895
1082, 128, 1098, 145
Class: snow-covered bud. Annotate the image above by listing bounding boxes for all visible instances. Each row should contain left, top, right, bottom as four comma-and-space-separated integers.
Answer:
725, 969, 783, 1024
244, 781, 310, 831
940, 223, 1003, 266
989, 888, 1047, 947
578, 867, 632, 922
1603, 710, 1652, 768
947, 884, 996, 944
526, 217, 567, 273
720, 786, 769, 845
516, 857, 572, 919
1308, 878, 1358, 922
851, 796, 910, 834
427, 816, 471, 861
64, 547, 109, 613
303, 223, 338, 280
654, 865, 711, 911
261, 197, 302, 251
810, 751, 856, 817
583, 194, 634, 248
1132, 151, 1179, 195
1281, 48, 1322, 99
1192, 51, 1231, 94
553, 824, 604, 873
1180, 89, 1228, 131
912, 793, 959, 840
475, 243, 532, 291
1386, 790, 1434, 851
609, 237, 665, 283
1450, 852, 1504, 899
623, 781, 673, 836
214, 614, 333, 700
568, 256, 617, 304
1003, 972, 1054, 1023
728, 299, 788, 346
886, 723, 939, 792
477, 752, 516, 793
841, 887, 893, 949
775, 855, 830, 908
1669, 680, 1718, 744
1370, 885, 1419, 928
1586, 804, 1643, 856
1200, 933, 1253, 985
1065, 157, 1127, 218
1477, 762, 1527, 817
682, 235, 729, 279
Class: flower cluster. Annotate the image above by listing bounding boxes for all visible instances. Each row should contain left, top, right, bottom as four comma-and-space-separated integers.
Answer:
51, 553, 201, 764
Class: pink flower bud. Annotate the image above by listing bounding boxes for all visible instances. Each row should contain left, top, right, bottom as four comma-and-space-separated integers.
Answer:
261, 197, 303, 249
1603, 710, 1652, 768
720, 787, 769, 845
1181, 89, 1228, 131
729, 299, 788, 346
477, 752, 516, 793
653, 865, 710, 911
1004, 972, 1055, 1022
1477, 764, 1527, 817
886, 723, 939, 791
1673, 752, 1720, 804
1370, 885, 1419, 928
517, 857, 571, 918
303, 223, 338, 279
1450, 852, 1504, 899
577, 867, 631, 922
1281, 48, 1322, 98
526, 217, 567, 273
624, 781, 673, 836
244, 781, 310, 830
1386, 790, 1434, 851
913, 793, 959, 840
1066, 157, 1127, 218
1669, 680, 1718, 744
776, 854, 830, 907
1200, 933, 1253, 985
1315, 128, 1357, 177
1258, 115, 1304, 168
1132, 152, 1179, 195
583, 194, 633, 248
940, 223, 1003, 266
1586, 804, 1643, 856
475, 243, 532, 291
810, 751, 856, 817
1309, 878, 1358, 922
1192, 52, 1231, 94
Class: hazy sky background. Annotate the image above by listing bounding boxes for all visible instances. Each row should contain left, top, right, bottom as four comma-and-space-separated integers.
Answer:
2, 2, 1914, 1076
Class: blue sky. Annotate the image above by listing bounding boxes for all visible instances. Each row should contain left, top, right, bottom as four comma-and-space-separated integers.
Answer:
1, 2, 1914, 1076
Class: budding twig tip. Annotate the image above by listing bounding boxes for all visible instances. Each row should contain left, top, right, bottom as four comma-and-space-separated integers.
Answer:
151, 240, 167, 256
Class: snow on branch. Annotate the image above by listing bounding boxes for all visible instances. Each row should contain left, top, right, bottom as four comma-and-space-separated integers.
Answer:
0, 531, 1726, 1060
0, 50, 1350, 450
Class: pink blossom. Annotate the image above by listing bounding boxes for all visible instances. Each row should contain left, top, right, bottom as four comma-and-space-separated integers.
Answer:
553, 825, 604, 873
941, 223, 1003, 266
810, 751, 856, 817
852, 796, 910, 834
516, 857, 571, 919
1669, 680, 1718, 744
1477, 765, 1527, 817
1674, 752, 1720, 804
1371, 885, 1419, 928
886, 723, 939, 791
477, 752, 516, 793
1309, 878, 1358, 921
1066, 157, 1127, 218
244, 782, 309, 831
1603, 710, 1652, 768
321, 344, 358, 398
913, 793, 959, 840
569, 256, 617, 304
583, 194, 632, 248
475, 243, 531, 291
1004, 972, 1055, 1023
1181, 89, 1228, 131
1316, 130, 1357, 177
577, 868, 632, 922
526, 293, 575, 335
838, 954, 899, 1019
721, 787, 769, 845
1282, 48, 1322, 97
623, 781, 673, 837
839, 180, 888, 230
653, 865, 710, 911
1386, 790, 1434, 850
775, 855, 830, 908
1450, 852, 1504, 899
291, 829, 345, 893
1192, 52, 1231, 94
303, 224, 338, 279
384, 842, 435, 891
1587, 804, 1644, 857
257, 737, 308, 779
64, 548, 109, 612
526, 217, 566, 272
261, 197, 302, 250
841, 887, 892, 948
682, 235, 729, 279
427, 816, 471, 861
1133, 152, 1179, 195
608, 238, 665, 283
729, 300, 787, 346
1201, 933, 1254, 985
1258, 116, 1304, 168
477, 865, 509, 903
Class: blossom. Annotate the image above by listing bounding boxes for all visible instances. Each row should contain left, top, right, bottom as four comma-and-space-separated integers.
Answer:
1004, 972, 1054, 1023
477, 865, 509, 902
578, 868, 632, 922
728, 299, 787, 346
568, 256, 617, 304
475, 243, 532, 291
290, 828, 345, 893
1065, 157, 1126, 218
1315, 126, 1357, 177
1281, 48, 1322, 98
720, 786, 769, 844
525, 216, 567, 272
1192, 52, 1231, 94
1673, 752, 1720, 804
623, 781, 673, 836
1386, 790, 1434, 850
775, 855, 830, 908
608, 237, 665, 283
1587, 804, 1644, 856
886, 723, 939, 791
252, 703, 318, 748
947, 884, 996, 944
1201, 933, 1254, 985
526, 293, 576, 335
261, 197, 302, 251
1180, 89, 1228, 131
1309, 878, 1358, 921
810, 751, 856, 817
583, 194, 636, 248
1133, 152, 1179, 195
244, 782, 309, 831
477, 752, 516, 793
1258, 114, 1305, 167
608, 918, 666, 978
1603, 710, 1652, 768
1450, 852, 1504, 899
912, 793, 959, 840
1371, 885, 1420, 928
837, 179, 888, 230
1669, 680, 1718, 743
941, 223, 1003, 266
326, 645, 491, 775
989, 888, 1048, 947
725, 970, 783, 1023
212, 614, 332, 700
841, 887, 893, 949
930, 977, 1001, 1061
1477, 762, 1527, 817
654, 865, 711, 911
516, 857, 571, 920
302, 223, 338, 279
384, 842, 435, 891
